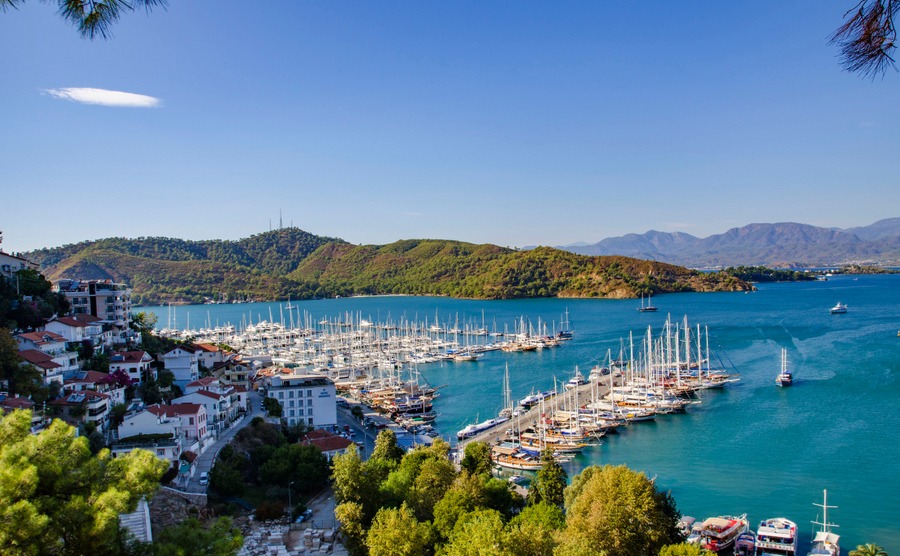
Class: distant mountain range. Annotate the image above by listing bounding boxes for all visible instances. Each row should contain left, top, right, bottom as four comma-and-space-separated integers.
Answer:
23, 230, 750, 306
554, 218, 900, 268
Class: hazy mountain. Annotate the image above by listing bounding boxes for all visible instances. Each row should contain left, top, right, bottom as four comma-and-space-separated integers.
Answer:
566, 219, 900, 267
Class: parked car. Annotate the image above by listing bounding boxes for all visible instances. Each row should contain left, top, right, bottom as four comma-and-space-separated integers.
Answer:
296, 508, 313, 523
199, 472, 209, 486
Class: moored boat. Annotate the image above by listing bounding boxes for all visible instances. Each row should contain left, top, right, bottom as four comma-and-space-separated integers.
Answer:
755, 517, 798, 555
734, 531, 756, 556
456, 415, 510, 440
806, 490, 839, 556
689, 514, 749, 553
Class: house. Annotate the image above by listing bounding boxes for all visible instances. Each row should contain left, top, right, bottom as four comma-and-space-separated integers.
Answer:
109, 351, 155, 385
15, 331, 79, 379
265, 373, 337, 428
299, 429, 354, 460
145, 403, 209, 447
0, 250, 38, 280
172, 386, 239, 434
54, 279, 138, 345
64, 370, 127, 406
211, 356, 259, 390
112, 405, 187, 463
194, 343, 227, 370
44, 314, 107, 348
49, 390, 111, 431
0, 394, 35, 413
160, 346, 199, 389
16, 349, 65, 386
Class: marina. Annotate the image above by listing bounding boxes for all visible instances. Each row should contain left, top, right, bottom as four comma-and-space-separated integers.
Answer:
143, 273, 900, 553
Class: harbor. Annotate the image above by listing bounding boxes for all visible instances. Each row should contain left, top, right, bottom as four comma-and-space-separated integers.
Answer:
143, 273, 900, 553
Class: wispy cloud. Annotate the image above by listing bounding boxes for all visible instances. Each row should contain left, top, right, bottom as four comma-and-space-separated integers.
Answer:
44, 87, 162, 108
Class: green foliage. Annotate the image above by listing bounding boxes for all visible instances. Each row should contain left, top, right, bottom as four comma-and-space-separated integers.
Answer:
0, 329, 42, 397
443, 509, 509, 556
659, 543, 715, 556
432, 472, 487, 541
351, 405, 365, 421
407, 457, 456, 521
557, 465, 682, 556
528, 448, 567, 507
722, 266, 816, 283
370, 429, 404, 464
27, 231, 750, 305
460, 441, 493, 477
0, 410, 168, 555
365, 504, 432, 556
257, 443, 329, 493
335, 502, 368, 556
209, 458, 245, 498
262, 397, 282, 417
152, 517, 243, 556
0, 269, 70, 330
849, 544, 889, 556
504, 502, 565, 556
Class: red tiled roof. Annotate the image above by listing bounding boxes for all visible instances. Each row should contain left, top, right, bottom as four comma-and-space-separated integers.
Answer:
0, 396, 35, 410
17, 349, 61, 370
186, 376, 217, 387
194, 343, 220, 352
301, 434, 354, 453
50, 390, 110, 405
113, 351, 151, 363
72, 314, 102, 325
193, 390, 225, 400
181, 451, 198, 463
52, 316, 89, 328
65, 370, 109, 385
17, 331, 66, 344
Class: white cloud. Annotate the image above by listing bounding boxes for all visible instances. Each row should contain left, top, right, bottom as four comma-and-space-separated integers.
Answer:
44, 87, 162, 108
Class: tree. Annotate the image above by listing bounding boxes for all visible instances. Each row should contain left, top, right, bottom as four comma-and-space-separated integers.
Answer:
152, 516, 243, 556
262, 397, 282, 417
556, 465, 682, 556
0, 410, 168, 555
460, 441, 493, 477
831, 0, 899, 77
258, 443, 329, 493
504, 502, 564, 556
528, 448, 567, 507
334, 502, 367, 556
659, 543, 715, 556
433, 472, 488, 541
370, 429, 404, 465
407, 456, 456, 521
442, 509, 509, 556
0, 0, 167, 40
849, 544, 889, 556
351, 405, 365, 421
0, 328, 41, 397
365, 504, 432, 556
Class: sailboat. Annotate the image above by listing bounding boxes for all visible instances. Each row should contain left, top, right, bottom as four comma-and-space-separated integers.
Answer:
776, 348, 793, 387
638, 292, 658, 312
807, 490, 840, 556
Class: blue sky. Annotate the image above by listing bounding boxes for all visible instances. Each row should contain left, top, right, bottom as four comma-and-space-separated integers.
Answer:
1, 1, 897, 252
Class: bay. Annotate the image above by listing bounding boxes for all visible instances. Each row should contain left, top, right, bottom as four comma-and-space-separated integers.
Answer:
142, 274, 900, 552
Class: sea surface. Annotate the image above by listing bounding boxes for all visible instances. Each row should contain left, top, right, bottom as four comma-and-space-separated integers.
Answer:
142, 274, 900, 553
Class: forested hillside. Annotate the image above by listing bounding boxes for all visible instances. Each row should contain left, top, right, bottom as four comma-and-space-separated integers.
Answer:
26, 230, 751, 305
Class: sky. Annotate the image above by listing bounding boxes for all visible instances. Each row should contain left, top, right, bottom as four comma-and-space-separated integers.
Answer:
1, 1, 898, 252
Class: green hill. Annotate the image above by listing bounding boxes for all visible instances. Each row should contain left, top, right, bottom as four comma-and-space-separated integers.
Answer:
26, 230, 751, 305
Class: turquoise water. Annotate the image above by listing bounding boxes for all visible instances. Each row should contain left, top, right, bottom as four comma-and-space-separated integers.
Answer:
143, 274, 900, 553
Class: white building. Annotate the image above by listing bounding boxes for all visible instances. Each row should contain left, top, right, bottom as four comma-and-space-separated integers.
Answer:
160, 346, 199, 389
109, 351, 155, 385
266, 374, 337, 428
54, 279, 138, 345
113, 408, 185, 464
0, 250, 38, 280
16, 331, 79, 379
44, 314, 108, 348
146, 403, 209, 446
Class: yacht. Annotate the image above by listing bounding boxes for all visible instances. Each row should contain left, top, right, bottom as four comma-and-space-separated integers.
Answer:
807, 490, 840, 556
776, 348, 793, 387
734, 531, 756, 556
688, 514, 749, 553
638, 292, 658, 312
829, 302, 847, 314
755, 517, 798, 555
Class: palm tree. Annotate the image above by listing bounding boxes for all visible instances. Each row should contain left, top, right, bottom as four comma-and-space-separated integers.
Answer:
849, 543, 888, 556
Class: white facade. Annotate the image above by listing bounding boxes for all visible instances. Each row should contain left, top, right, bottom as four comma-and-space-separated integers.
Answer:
161, 347, 199, 389
267, 374, 337, 428
0, 251, 38, 279
110, 351, 155, 385
118, 408, 182, 440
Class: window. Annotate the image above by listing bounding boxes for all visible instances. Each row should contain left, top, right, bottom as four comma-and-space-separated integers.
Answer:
189, 417, 194, 425
308, 417, 313, 425
289, 409, 295, 417
289, 400, 294, 408
307, 408, 313, 416
288, 391, 294, 398
157, 449, 165, 456
306, 390, 312, 397
298, 399, 304, 407
278, 392, 284, 399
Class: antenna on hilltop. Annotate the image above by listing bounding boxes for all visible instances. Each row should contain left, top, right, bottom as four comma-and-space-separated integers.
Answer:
279, 209, 283, 230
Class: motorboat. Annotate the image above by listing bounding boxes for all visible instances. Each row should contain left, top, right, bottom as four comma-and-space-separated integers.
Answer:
688, 514, 749, 553
734, 531, 756, 556
829, 302, 847, 314
755, 517, 798, 555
